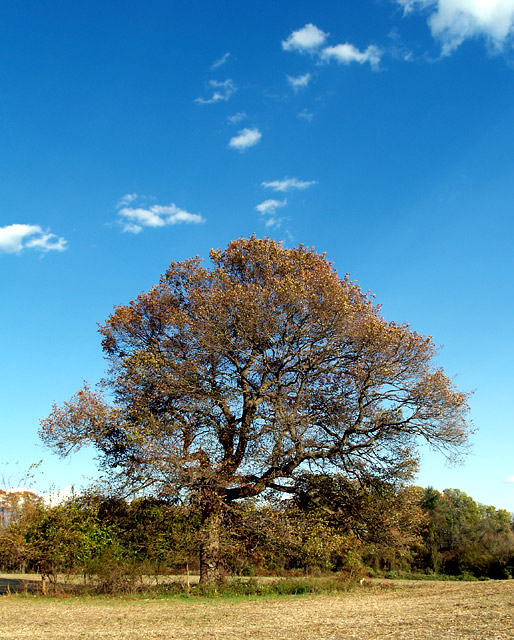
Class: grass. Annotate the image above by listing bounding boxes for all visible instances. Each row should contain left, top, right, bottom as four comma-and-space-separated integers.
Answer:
0, 572, 355, 598
1, 579, 513, 639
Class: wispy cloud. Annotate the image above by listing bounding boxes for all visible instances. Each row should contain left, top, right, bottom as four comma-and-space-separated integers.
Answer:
0, 224, 67, 254
396, 0, 514, 55
227, 111, 247, 124
282, 23, 329, 52
262, 177, 317, 192
228, 127, 262, 151
298, 108, 313, 121
505, 475, 514, 483
117, 193, 138, 208
255, 199, 287, 215
211, 52, 230, 69
195, 79, 236, 104
255, 199, 288, 229
287, 72, 311, 91
396, 0, 434, 13
321, 43, 382, 68
116, 196, 205, 234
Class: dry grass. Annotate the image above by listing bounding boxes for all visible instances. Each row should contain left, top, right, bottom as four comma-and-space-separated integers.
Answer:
0, 579, 513, 639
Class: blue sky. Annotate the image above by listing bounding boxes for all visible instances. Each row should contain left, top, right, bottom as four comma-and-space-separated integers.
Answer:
1, 0, 513, 510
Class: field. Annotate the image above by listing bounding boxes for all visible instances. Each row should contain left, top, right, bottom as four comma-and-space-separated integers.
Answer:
0, 579, 513, 639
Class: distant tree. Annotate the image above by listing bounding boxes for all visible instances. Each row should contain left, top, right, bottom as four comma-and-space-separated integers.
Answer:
0, 490, 42, 572
39, 236, 471, 582
0, 489, 42, 529
292, 474, 426, 572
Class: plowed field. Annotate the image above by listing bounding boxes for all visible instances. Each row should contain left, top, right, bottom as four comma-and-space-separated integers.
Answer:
0, 579, 513, 639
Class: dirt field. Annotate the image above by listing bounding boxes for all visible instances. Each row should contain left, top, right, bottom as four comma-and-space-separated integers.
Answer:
0, 579, 513, 639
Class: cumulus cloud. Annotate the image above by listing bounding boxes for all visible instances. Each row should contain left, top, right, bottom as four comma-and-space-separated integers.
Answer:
396, 0, 514, 54
287, 72, 311, 90
0, 223, 67, 254
211, 52, 230, 69
195, 79, 236, 104
283, 23, 382, 69
116, 196, 205, 234
228, 127, 262, 150
282, 23, 329, 52
321, 43, 383, 68
262, 177, 317, 192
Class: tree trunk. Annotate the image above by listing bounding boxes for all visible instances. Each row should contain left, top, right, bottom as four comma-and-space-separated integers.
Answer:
199, 493, 224, 584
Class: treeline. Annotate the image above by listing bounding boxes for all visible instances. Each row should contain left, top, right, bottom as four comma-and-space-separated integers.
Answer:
1, 479, 513, 586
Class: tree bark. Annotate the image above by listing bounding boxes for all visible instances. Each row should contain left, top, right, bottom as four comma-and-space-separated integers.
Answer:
199, 492, 224, 583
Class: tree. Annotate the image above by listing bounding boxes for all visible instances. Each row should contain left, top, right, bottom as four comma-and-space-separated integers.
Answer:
40, 236, 471, 582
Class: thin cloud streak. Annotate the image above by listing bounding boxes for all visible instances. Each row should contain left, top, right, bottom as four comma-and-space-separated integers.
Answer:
211, 52, 230, 69
262, 177, 317, 192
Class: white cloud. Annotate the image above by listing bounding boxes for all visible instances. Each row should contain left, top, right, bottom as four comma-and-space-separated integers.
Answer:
0, 223, 67, 254
506, 475, 514, 483
321, 43, 383, 68
255, 199, 288, 229
227, 111, 247, 124
211, 52, 230, 69
287, 72, 311, 90
25, 233, 67, 252
282, 23, 329, 52
283, 23, 382, 70
195, 79, 236, 104
116, 197, 205, 234
262, 177, 317, 192
255, 198, 287, 215
396, 0, 514, 54
228, 127, 262, 150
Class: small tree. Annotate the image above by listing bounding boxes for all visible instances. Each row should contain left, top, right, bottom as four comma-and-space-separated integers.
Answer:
40, 236, 471, 582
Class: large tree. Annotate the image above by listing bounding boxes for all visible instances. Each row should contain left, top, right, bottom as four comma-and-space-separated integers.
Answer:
40, 236, 471, 582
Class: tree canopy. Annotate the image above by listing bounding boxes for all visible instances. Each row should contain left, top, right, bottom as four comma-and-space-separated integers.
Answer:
40, 236, 471, 582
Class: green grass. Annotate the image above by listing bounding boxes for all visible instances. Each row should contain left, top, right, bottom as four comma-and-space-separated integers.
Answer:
1, 574, 358, 600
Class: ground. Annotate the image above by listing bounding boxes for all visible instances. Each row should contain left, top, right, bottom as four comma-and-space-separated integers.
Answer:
0, 579, 513, 639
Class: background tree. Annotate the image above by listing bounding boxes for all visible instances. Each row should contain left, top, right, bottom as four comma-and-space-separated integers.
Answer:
40, 236, 471, 582
415, 488, 514, 578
